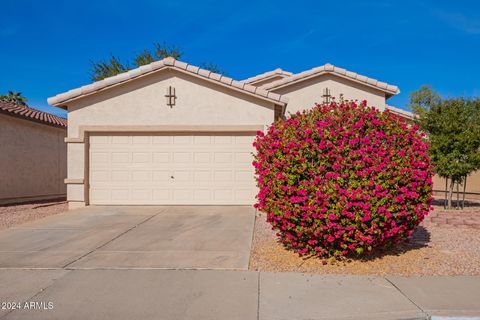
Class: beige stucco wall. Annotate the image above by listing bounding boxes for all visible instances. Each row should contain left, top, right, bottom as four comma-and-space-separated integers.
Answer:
0, 114, 67, 204
432, 171, 480, 200
65, 69, 277, 207
272, 74, 387, 116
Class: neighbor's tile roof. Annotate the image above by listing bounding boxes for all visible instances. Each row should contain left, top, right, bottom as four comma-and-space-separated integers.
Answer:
262, 63, 400, 97
48, 57, 288, 107
0, 100, 67, 128
242, 68, 293, 84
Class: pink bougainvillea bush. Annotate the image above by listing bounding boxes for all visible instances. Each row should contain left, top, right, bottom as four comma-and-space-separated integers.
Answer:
253, 100, 433, 258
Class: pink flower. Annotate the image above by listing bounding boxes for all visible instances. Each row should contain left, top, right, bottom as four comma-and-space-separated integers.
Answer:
252, 99, 433, 258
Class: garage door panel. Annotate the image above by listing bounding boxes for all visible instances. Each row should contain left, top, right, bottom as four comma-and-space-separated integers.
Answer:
173, 189, 192, 201
193, 136, 211, 144
194, 153, 211, 163
111, 189, 129, 200
89, 133, 257, 205
152, 136, 172, 144
172, 170, 191, 182
90, 170, 109, 182
91, 152, 109, 164
234, 135, 253, 144
90, 135, 110, 144
235, 152, 252, 164
90, 188, 109, 202
131, 171, 151, 182
153, 171, 171, 181
213, 171, 233, 182
173, 152, 191, 163
235, 170, 253, 182
194, 171, 211, 182
173, 136, 193, 144
112, 136, 130, 144
111, 152, 129, 163
110, 171, 129, 182
132, 152, 150, 163
153, 152, 170, 163
235, 189, 255, 201
132, 189, 152, 200
214, 153, 233, 163
153, 189, 171, 200
193, 189, 212, 201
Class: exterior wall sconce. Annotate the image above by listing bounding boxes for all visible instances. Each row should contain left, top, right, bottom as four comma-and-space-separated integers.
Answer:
165, 86, 176, 107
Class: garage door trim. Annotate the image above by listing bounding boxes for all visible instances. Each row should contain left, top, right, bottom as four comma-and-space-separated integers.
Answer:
86, 129, 261, 206
66, 125, 264, 143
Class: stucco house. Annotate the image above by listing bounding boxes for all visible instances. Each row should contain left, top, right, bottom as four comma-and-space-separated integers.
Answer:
0, 100, 67, 204
48, 58, 413, 209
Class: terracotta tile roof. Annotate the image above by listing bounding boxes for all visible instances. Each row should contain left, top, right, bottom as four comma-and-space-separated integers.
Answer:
0, 100, 67, 128
242, 68, 293, 85
262, 63, 400, 98
48, 57, 288, 107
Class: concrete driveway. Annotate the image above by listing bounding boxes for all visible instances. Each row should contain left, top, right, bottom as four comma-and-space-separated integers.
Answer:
0, 206, 255, 270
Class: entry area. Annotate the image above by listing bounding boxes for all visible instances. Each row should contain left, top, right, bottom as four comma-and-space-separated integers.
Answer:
88, 132, 257, 205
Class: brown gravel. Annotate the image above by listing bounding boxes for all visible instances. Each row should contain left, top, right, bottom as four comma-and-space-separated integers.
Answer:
249, 204, 480, 276
0, 199, 67, 230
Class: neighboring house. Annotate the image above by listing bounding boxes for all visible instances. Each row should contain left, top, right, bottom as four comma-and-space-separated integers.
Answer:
0, 100, 67, 204
47, 58, 410, 209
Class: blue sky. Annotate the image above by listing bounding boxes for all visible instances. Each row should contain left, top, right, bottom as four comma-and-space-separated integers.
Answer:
1, 0, 479, 118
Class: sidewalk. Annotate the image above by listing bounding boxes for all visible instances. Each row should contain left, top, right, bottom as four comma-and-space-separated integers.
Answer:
1, 269, 479, 319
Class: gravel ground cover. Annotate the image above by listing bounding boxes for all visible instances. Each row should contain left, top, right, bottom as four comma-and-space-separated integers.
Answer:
0, 199, 67, 230
249, 203, 480, 276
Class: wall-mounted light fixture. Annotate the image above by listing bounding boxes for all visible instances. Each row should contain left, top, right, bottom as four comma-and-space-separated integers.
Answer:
165, 86, 176, 107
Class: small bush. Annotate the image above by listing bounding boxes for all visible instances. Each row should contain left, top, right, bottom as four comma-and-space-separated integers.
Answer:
253, 101, 433, 258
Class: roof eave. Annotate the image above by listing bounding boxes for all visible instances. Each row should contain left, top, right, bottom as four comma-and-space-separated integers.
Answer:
266, 71, 400, 97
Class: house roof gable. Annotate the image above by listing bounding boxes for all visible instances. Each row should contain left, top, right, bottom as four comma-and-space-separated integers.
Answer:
242, 68, 293, 85
48, 58, 288, 108
262, 63, 400, 98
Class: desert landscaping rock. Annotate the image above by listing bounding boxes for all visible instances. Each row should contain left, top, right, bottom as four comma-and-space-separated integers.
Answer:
0, 200, 67, 230
250, 205, 480, 276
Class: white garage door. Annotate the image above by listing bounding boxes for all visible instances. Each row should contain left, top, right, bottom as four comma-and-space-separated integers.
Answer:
88, 133, 257, 205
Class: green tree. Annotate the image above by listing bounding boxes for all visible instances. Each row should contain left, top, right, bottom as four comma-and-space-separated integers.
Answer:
410, 86, 480, 208
199, 62, 229, 76
133, 43, 182, 67
90, 55, 129, 81
91, 43, 183, 81
409, 85, 441, 118
0, 91, 28, 106
90, 42, 228, 81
